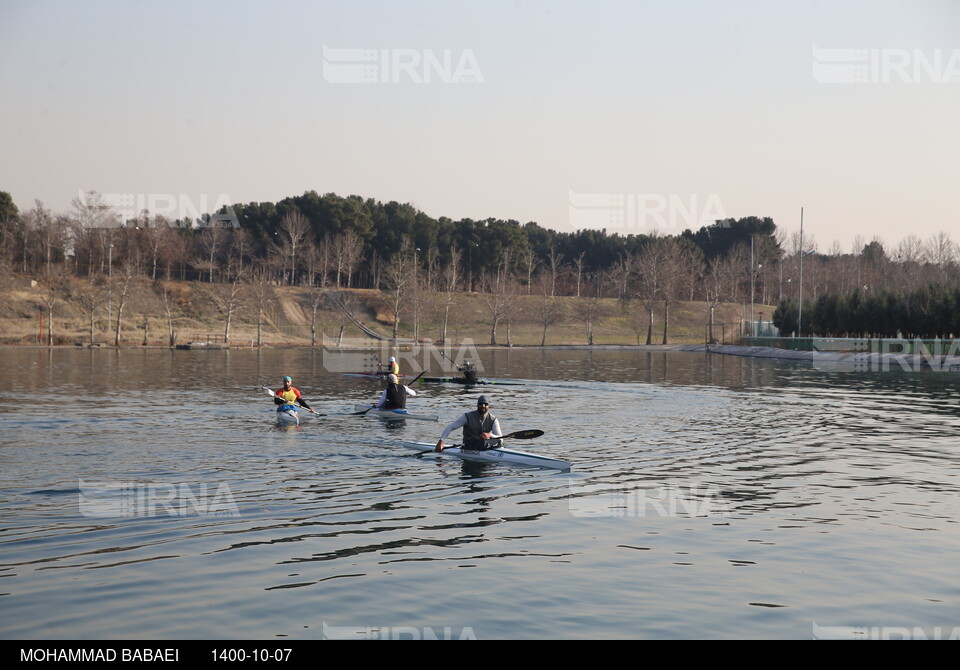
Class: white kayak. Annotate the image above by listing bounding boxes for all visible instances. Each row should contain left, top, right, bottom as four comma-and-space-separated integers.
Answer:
398, 441, 571, 470
353, 404, 439, 422
342, 372, 409, 379
276, 406, 300, 426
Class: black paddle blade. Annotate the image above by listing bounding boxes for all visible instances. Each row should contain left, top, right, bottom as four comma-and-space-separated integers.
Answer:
504, 430, 544, 440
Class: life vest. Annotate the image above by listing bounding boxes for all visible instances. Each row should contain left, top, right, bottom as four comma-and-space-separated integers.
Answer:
384, 382, 406, 409
463, 410, 497, 450
276, 387, 301, 404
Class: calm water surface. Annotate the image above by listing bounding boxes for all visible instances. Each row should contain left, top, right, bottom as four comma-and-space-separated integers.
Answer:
1, 347, 958, 639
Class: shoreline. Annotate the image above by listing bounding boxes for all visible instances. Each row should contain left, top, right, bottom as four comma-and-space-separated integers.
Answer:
6, 341, 959, 370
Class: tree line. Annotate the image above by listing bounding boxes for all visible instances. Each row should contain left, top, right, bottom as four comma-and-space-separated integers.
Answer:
774, 284, 960, 339
2, 189, 958, 344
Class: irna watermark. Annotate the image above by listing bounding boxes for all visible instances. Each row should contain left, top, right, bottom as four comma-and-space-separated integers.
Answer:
322, 622, 477, 640
321, 337, 485, 376
811, 338, 960, 373
77, 190, 239, 228
568, 481, 731, 518
322, 45, 484, 84
812, 45, 960, 84
568, 191, 726, 232
79, 479, 240, 518
812, 622, 960, 640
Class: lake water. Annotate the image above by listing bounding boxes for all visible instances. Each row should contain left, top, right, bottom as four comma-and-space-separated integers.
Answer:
1, 347, 958, 640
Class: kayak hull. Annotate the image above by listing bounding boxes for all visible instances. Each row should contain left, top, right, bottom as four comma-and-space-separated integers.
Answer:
413, 377, 523, 386
276, 407, 300, 426
353, 405, 438, 422
398, 441, 570, 470
342, 372, 408, 379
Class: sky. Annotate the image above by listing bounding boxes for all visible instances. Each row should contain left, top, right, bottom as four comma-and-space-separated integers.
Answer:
1, 0, 958, 253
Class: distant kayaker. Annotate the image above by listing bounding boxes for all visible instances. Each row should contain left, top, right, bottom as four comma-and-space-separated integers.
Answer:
274, 376, 313, 412
459, 360, 479, 385
378, 356, 400, 376
375, 373, 417, 410
435, 395, 502, 452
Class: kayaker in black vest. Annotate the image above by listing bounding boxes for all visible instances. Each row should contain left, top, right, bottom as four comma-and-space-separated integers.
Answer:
375, 373, 417, 410
435, 395, 502, 452
459, 360, 479, 385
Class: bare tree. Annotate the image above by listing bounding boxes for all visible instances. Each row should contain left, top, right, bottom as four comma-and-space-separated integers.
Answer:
573, 251, 587, 298
37, 263, 70, 345
433, 245, 461, 346
332, 230, 364, 288
209, 262, 248, 344
248, 264, 273, 347
196, 225, 228, 283
155, 280, 180, 346
533, 273, 565, 345
308, 286, 327, 347
704, 254, 735, 343
71, 276, 108, 344
924, 231, 958, 284
226, 227, 255, 277
892, 234, 924, 292
23, 201, 68, 276
112, 263, 137, 347
657, 237, 699, 345
519, 246, 539, 295
140, 214, 168, 280
609, 253, 633, 301
306, 248, 332, 346
575, 293, 607, 345
158, 226, 189, 280
483, 250, 518, 345
634, 238, 662, 345
71, 191, 116, 276
383, 237, 414, 342
547, 244, 563, 297
276, 211, 313, 285
303, 237, 331, 288
625, 298, 649, 345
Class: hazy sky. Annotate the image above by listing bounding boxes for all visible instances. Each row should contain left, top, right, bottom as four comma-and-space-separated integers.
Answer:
1, 0, 958, 252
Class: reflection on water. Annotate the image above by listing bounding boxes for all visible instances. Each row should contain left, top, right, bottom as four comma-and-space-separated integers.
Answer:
1, 347, 958, 639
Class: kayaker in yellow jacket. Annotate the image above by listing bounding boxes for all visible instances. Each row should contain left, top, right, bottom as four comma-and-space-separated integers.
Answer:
377, 356, 400, 376
274, 376, 314, 412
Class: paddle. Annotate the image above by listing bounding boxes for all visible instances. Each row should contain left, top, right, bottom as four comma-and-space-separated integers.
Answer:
502, 430, 544, 440
439, 430, 544, 451
262, 386, 323, 415
407, 369, 428, 386
351, 369, 430, 414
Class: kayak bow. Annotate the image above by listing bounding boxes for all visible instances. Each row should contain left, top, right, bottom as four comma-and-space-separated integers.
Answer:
276, 406, 300, 426
353, 405, 439, 422
398, 441, 570, 470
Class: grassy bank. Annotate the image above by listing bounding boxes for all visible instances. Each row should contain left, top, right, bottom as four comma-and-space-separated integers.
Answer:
0, 276, 769, 347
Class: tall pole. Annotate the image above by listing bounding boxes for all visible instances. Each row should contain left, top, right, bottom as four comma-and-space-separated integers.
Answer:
798, 207, 804, 338
414, 247, 420, 342
750, 235, 755, 338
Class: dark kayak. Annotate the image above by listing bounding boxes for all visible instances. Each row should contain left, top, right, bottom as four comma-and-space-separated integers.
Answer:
414, 376, 523, 386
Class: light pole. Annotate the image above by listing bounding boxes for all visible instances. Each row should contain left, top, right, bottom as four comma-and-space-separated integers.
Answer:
751, 258, 763, 337
799, 241, 815, 338
414, 247, 421, 342
798, 208, 803, 337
